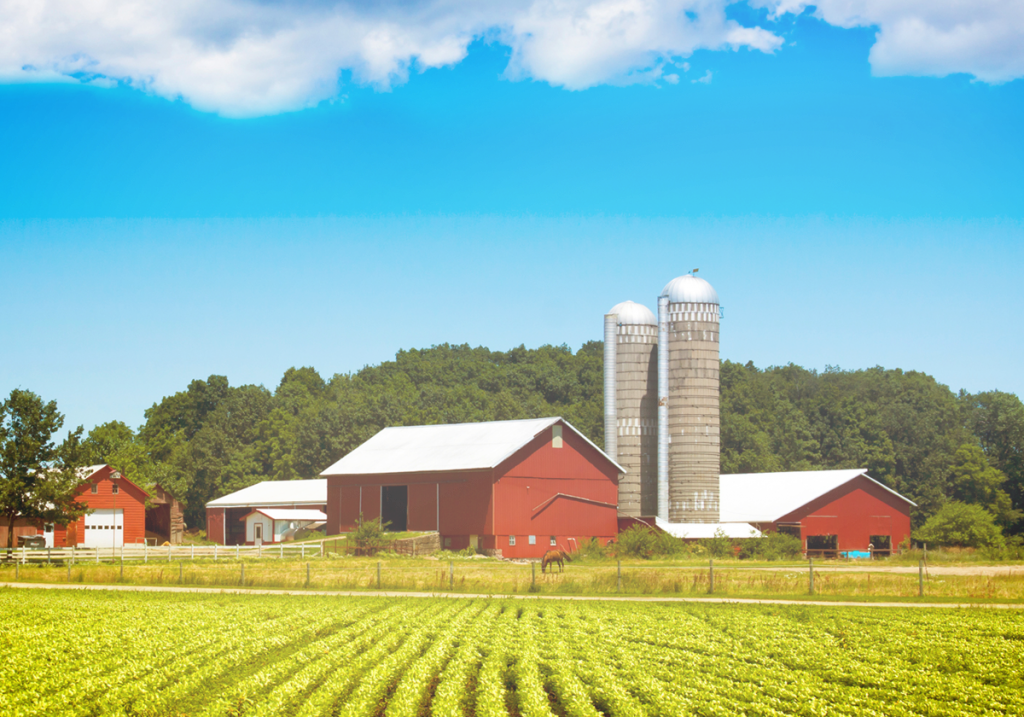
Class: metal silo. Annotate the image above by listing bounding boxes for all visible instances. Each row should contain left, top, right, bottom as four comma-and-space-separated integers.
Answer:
604, 301, 659, 517
658, 274, 721, 523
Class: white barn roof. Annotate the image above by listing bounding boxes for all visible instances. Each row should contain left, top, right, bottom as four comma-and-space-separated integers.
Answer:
206, 479, 327, 509
655, 518, 761, 539
248, 508, 327, 522
719, 469, 915, 524
320, 417, 623, 477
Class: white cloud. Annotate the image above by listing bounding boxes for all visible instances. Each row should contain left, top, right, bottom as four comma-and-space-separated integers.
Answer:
0, 0, 782, 116
692, 69, 713, 83
1, 1, 1019, 117
664, 73, 680, 83
756, 0, 1024, 83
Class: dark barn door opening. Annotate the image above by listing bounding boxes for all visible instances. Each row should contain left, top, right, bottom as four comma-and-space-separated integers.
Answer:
381, 486, 408, 532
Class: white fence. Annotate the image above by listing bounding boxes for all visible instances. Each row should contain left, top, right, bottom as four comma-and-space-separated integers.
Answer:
1, 542, 324, 564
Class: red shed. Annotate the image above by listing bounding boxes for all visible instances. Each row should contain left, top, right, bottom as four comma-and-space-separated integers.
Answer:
320, 417, 623, 558
719, 469, 915, 556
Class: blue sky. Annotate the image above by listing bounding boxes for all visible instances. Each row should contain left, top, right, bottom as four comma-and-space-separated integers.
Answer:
0, 2, 1022, 433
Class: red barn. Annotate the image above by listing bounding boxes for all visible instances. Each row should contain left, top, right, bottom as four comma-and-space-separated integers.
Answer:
720, 469, 915, 556
320, 417, 623, 559
1, 465, 150, 548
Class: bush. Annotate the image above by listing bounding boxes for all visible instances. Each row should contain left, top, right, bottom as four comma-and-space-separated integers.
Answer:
700, 529, 734, 559
616, 525, 688, 559
738, 530, 803, 560
573, 538, 609, 561
916, 501, 1005, 550
352, 514, 392, 556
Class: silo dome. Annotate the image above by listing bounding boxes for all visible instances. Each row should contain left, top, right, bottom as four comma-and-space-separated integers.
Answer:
661, 275, 719, 305
607, 300, 657, 325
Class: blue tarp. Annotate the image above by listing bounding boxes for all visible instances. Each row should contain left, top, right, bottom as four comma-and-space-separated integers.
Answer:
842, 550, 871, 559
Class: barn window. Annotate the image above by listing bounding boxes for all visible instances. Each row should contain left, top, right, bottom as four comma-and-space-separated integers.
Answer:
550, 536, 557, 546
111, 483, 119, 495
552, 425, 563, 448
528, 535, 536, 545
91, 484, 98, 494
509, 536, 516, 546
444, 538, 451, 548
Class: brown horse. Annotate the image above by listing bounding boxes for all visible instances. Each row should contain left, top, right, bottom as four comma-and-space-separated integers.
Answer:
541, 549, 572, 573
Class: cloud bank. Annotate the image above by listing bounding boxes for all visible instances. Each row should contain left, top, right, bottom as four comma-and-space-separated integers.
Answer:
0, 1, 1020, 116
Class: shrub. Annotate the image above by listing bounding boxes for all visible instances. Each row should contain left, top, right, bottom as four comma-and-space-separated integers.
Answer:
353, 514, 392, 556
738, 530, 803, 560
700, 529, 734, 559
573, 538, 609, 561
916, 501, 1005, 550
616, 526, 688, 559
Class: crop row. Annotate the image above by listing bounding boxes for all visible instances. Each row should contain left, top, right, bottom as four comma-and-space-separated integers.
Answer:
1, 591, 1022, 716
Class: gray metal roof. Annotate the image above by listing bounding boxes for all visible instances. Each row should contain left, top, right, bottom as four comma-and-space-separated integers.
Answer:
206, 479, 327, 508
719, 469, 915, 523
247, 508, 327, 522
661, 274, 719, 304
607, 300, 657, 325
320, 417, 624, 477
655, 518, 761, 539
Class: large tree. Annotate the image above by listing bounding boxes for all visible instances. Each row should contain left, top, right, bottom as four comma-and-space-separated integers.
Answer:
0, 389, 88, 552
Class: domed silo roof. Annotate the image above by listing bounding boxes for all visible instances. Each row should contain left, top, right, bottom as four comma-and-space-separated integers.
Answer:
661, 274, 719, 304
607, 300, 657, 325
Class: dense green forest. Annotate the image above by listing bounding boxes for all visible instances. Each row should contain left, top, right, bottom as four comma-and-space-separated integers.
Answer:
76, 343, 1024, 536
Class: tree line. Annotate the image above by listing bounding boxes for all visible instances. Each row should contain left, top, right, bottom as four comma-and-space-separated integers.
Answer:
3, 342, 1022, 544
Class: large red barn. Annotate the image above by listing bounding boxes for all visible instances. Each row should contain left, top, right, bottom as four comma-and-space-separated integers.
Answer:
719, 469, 915, 556
320, 417, 623, 558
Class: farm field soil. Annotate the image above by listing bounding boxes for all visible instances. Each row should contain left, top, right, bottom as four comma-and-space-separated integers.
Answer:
2, 590, 1023, 716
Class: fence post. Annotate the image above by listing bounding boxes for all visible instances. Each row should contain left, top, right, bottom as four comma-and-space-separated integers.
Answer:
22, 545, 26, 564
306, 562, 310, 588
531, 561, 535, 589
808, 558, 814, 595
919, 560, 924, 597
192, 545, 195, 561
214, 544, 218, 561
168, 544, 172, 562
258, 543, 262, 559
179, 562, 183, 584
67, 561, 71, 581
280, 544, 283, 560
240, 562, 245, 585
301, 544, 305, 560
377, 561, 381, 590
450, 561, 455, 590
617, 560, 622, 592
71, 546, 75, 566
709, 559, 714, 594
320, 542, 324, 558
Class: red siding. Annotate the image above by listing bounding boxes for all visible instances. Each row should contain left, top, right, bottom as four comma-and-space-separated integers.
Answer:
777, 476, 913, 553
328, 471, 493, 536
206, 508, 225, 545
407, 483, 438, 532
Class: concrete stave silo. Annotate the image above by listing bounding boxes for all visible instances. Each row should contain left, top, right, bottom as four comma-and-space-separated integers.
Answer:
604, 301, 659, 517
659, 275, 721, 523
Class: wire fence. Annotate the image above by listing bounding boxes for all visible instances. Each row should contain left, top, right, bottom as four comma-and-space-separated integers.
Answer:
0, 556, 994, 600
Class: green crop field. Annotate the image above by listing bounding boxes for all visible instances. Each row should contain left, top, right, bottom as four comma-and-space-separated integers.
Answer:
2, 590, 1022, 716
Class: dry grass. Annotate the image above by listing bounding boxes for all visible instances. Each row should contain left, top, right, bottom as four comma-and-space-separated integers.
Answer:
4, 556, 1024, 602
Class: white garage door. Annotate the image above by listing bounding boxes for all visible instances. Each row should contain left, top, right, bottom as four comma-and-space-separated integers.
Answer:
83, 509, 124, 548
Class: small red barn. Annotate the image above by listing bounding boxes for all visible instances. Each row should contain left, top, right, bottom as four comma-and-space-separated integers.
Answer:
720, 469, 915, 556
37, 465, 149, 548
320, 417, 623, 559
